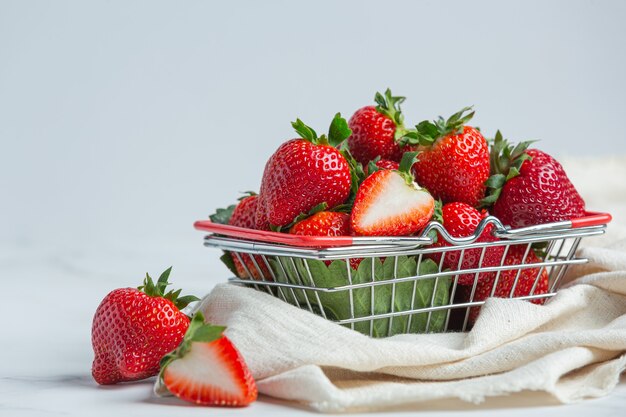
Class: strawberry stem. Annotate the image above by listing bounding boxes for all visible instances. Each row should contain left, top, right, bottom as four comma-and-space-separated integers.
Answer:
291, 113, 351, 148
138, 267, 200, 310
400, 106, 475, 147
479, 130, 535, 207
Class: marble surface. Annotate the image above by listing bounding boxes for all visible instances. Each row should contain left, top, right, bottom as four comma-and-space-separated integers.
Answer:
1, 232, 625, 417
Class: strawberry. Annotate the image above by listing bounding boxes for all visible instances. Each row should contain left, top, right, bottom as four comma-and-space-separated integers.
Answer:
91, 268, 199, 385
289, 211, 351, 236
159, 312, 257, 407
351, 152, 435, 236
483, 131, 586, 228
289, 210, 363, 269
256, 114, 352, 228
363, 158, 400, 176
347, 89, 417, 165
429, 202, 505, 285
405, 107, 490, 206
463, 245, 550, 324
227, 194, 271, 280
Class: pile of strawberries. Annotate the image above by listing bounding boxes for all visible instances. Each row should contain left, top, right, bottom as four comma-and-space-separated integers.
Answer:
90, 90, 588, 408
222, 89, 586, 300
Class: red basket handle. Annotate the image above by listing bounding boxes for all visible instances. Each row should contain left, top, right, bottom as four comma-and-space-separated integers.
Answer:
571, 212, 612, 228
193, 220, 355, 247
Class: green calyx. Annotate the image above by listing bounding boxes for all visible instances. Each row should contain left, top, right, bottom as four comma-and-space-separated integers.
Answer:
400, 106, 475, 147
374, 88, 405, 129
138, 267, 200, 310
209, 205, 236, 225
480, 130, 535, 207
292, 113, 352, 148
340, 145, 367, 209
397, 151, 419, 185
427, 199, 444, 243
159, 312, 226, 377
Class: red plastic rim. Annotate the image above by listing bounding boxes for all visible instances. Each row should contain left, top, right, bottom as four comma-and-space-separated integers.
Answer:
194, 211, 611, 248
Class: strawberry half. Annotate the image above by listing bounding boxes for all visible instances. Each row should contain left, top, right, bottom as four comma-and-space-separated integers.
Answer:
428, 202, 505, 286
482, 131, 586, 228
347, 89, 417, 165
256, 114, 352, 228
159, 312, 257, 407
351, 152, 435, 236
91, 268, 199, 385
404, 107, 490, 206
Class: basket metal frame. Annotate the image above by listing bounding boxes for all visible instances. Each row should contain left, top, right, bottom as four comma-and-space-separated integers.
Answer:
200, 216, 608, 336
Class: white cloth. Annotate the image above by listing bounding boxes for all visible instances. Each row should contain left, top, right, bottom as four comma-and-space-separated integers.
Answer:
194, 245, 626, 412
188, 157, 626, 412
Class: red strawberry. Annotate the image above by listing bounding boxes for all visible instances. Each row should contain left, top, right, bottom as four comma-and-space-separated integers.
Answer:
289, 211, 351, 236
160, 312, 257, 407
484, 132, 586, 228
228, 195, 271, 280
464, 245, 550, 324
347, 89, 417, 165
429, 202, 505, 285
363, 158, 400, 176
352, 152, 435, 236
91, 268, 198, 385
289, 210, 363, 269
406, 107, 490, 206
257, 114, 352, 228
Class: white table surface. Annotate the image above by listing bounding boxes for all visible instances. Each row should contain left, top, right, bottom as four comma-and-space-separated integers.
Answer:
1, 234, 624, 417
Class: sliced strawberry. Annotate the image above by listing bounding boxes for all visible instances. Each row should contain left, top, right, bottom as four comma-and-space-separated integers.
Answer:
351, 152, 434, 236
160, 312, 257, 407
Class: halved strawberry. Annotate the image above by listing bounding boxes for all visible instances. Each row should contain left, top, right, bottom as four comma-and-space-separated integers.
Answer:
351, 152, 434, 236
160, 312, 257, 407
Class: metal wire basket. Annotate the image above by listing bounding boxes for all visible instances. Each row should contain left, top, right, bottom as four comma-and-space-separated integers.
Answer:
194, 212, 611, 337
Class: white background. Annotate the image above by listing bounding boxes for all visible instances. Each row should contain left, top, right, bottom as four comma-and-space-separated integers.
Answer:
1, 1, 625, 415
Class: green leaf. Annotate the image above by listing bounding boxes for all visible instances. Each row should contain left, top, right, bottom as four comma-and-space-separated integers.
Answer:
399, 151, 419, 174
328, 113, 352, 147
175, 295, 201, 310
220, 252, 239, 276
292, 118, 318, 142
209, 205, 236, 225
191, 323, 226, 343
485, 173, 506, 189
156, 266, 172, 294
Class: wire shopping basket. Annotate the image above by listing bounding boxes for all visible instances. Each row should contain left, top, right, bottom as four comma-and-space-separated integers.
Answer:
194, 212, 611, 337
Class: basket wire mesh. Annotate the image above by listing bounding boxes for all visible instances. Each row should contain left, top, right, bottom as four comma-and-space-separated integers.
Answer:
198, 214, 609, 337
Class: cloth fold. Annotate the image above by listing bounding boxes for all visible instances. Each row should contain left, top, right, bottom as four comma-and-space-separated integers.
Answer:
189, 245, 626, 412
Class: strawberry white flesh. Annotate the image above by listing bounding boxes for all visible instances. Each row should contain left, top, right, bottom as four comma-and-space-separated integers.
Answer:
160, 313, 257, 407
351, 170, 434, 236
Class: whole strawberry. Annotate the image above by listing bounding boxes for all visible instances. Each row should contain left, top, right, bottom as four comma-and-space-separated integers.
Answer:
363, 158, 400, 176
405, 107, 490, 206
227, 194, 271, 280
429, 202, 505, 286
289, 210, 363, 269
483, 131, 586, 228
352, 152, 435, 236
289, 210, 351, 237
91, 268, 198, 385
257, 113, 352, 228
159, 312, 257, 407
463, 245, 550, 324
347, 89, 416, 165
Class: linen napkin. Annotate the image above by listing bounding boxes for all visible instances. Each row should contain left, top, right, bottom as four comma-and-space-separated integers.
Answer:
191, 243, 626, 412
